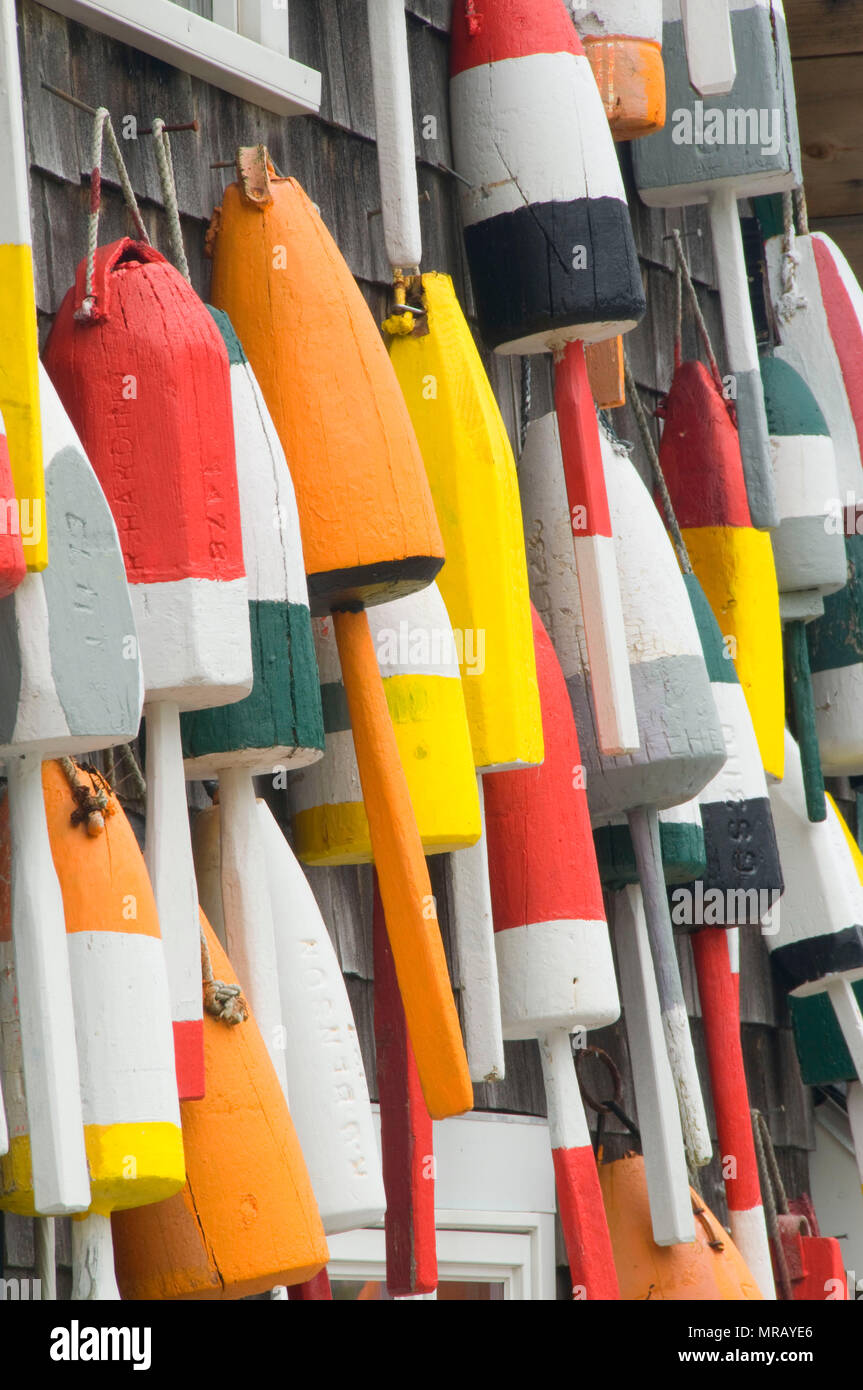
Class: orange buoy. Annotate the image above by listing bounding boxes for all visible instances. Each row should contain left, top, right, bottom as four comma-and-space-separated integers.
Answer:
111, 912, 328, 1299
574, 2, 666, 141
0, 761, 185, 1300
599, 1155, 764, 1300
207, 148, 471, 1122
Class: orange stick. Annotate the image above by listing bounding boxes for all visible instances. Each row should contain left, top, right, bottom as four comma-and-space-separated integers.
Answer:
333, 608, 472, 1121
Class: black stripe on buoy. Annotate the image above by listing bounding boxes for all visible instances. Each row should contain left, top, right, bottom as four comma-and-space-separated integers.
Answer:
465, 198, 645, 352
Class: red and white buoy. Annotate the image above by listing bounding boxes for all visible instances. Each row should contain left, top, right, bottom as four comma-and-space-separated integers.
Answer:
484, 607, 621, 1299
450, 0, 645, 757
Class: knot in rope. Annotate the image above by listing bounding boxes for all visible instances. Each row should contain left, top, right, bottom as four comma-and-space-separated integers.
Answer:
200, 927, 248, 1026
59, 756, 115, 837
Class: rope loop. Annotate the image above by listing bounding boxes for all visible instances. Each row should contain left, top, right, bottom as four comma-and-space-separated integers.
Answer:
775, 190, 808, 324
74, 105, 150, 322
152, 117, 191, 282
669, 228, 732, 423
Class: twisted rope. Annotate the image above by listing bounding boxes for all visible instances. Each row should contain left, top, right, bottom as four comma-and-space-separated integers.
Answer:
58, 757, 114, 837
670, 230, 729, 411
152, 118, 190, 282
775, 190, 808, 324
201, 928, 248, 1026
752, 1109, 792, 1300
519, 356, 532, 454
74, 106, 150, 322
622, 350, 692, 576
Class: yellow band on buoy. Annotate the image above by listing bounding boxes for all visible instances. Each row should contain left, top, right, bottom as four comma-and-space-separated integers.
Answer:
0, 243, 46, 570
294, 673, 481, 865
682, 524, 785, 781
1, 1122, 185, 1217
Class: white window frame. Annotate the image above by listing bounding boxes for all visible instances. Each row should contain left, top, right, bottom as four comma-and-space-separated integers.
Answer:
326, 1210, 557, 1302
37, 0, 321, 116
326, 1109, 560, 1301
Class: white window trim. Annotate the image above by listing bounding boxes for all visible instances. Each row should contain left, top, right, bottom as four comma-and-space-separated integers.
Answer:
326, 1210, 558, 1302
38, 0, 321, 116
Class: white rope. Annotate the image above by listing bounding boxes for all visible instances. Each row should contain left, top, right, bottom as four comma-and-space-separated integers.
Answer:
74, 106, 150, 322
152, 118, 191, 282
776, 190, 808, 324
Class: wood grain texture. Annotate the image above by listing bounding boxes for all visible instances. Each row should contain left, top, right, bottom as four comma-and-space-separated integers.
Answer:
796, 54, 863, 219
373, 877, 436, 1296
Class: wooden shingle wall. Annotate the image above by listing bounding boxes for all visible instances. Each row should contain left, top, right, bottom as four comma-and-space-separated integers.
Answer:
3, 0, 817, 1287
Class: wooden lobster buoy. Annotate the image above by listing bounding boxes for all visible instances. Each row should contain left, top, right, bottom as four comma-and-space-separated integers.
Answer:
449, 0, 645, 355
0, 366, 144, 1215
767, 734, 863, 1191
208, 150, 471, 1120
291, 587, 480, 862
599, 1155, 764, 1300
0, 0, 46, 573
0, 407, 26, 597
44, 239, 253, 1102
111, 911, 328, 1298
573, 1, 666, 141
450, 0, 645, 756
810, 233, 863, 468
761, 220, 863, 504
387, 271, 543, 1082
521, 417, 722, 1203
193, 801, 386, 1236
594, 798, 706, 893
658, 359, 785, 780
180, 307, 323, 1096
806, 545, 863, 776
0, 762, 184, 1297
633, 0, 802, 530
671, 582, 779, 1298
760, 354, 846, 613
484, 607, 620, 1299
761, 352, 847, 819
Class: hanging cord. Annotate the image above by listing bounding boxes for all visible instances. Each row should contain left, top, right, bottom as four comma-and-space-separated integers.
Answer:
674, 257, 684, 372
58, 757, 115, 837
775, 190, 808, 324
200, 928, 248, 1026
752, 1109, 793, 1300
519, 356, 531, 454
152, 118, 190, 282
622, 350, 692, 575
793, 185, 810, 238
75, 107, 150, 321
669, 229, 733, 425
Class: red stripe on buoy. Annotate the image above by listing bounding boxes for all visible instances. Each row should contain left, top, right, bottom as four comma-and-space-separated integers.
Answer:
552, 1144, 621, 1300
555, 342, 614, 539
658, 361, 752, 529
487, 608, 605, 931
373, 880, 437, 1296
690, 929, 762, 1212
172, 1018, 205, 1101
450, 0, 583, 77
813, 237, 863, 460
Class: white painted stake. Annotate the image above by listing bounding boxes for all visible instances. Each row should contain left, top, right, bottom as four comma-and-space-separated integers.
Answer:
572, 529, 640, 756
612, 885, 695, 1246
71, 1214, 121, 1301
0, 1061, 7, 1155
628, 805, 712, 1168
708, 186, 778, 529
367, 0, 422, 271
847, 1082, 863, 1187
448, 775, 505, 1083
825, 977, 863, 1090
218, 768, 289, 1098
679, 0, 736, 95
538, 1028, 590, 1152
144, 700, 203, 1079
35, 1218, 57, 1301
256, 801, 386, 1234
7, 753, 89, 1214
